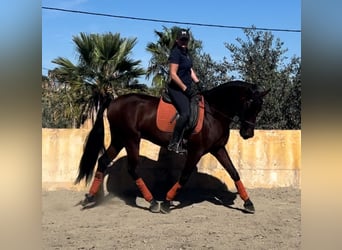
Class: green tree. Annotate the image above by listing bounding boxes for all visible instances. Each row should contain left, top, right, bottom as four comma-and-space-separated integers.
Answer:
223, 27, 301, 129
282, 61, 301, 129
42, 75, 77, 128
49, 32, 145, 127
192, 52, 231, 90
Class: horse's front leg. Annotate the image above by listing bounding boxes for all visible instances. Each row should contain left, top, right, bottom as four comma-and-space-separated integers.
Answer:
211, 146, 255, 213
160, 153, 200, 214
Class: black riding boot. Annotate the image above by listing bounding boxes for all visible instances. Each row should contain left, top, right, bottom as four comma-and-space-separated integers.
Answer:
167, 119, 187, 154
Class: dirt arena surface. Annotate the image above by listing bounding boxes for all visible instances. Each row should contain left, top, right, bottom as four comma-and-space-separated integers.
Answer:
42, 186, 300, 249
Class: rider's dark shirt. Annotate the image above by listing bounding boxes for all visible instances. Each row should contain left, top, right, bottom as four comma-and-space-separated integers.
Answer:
168, 45, 193, 89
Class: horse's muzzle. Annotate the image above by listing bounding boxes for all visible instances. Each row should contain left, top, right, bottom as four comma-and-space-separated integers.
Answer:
240, 127, 254, 139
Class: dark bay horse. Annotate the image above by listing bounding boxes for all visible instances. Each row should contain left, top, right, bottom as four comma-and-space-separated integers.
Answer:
75, 80, 269, 213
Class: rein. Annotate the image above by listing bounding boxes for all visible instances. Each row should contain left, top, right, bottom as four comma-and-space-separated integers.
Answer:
203, 99, 255, 127
241, 120, 256, 127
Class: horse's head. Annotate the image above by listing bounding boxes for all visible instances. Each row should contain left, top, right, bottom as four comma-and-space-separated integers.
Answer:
203, 81, 270, 139
238, 87, 270, 139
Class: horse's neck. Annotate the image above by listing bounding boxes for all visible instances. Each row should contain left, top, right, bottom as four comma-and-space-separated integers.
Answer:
206, 103, 232, 123
206, 91, 239, 113
205, 86, 248, 124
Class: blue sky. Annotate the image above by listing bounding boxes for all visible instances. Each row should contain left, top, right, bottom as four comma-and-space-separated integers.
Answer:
42, 0, 301, 83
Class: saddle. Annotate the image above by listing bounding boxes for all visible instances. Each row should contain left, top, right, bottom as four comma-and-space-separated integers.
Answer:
156, 90, 205, 134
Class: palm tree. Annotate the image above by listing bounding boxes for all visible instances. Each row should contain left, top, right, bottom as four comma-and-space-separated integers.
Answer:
50, 32, 145, 126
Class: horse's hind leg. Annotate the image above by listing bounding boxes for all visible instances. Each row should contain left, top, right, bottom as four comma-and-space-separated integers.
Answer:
82, 143, 122, 207
125, 139, 159, 213
160, 152, 200, 214
211, 147, 255, 213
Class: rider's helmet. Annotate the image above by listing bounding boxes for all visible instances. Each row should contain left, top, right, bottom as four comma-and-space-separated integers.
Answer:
176, 29, 190, 41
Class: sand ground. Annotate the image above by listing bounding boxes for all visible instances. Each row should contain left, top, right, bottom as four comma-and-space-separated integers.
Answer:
42, 186, 300, 250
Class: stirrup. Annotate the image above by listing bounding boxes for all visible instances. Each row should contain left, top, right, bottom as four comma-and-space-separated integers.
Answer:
167, 142, 187, 154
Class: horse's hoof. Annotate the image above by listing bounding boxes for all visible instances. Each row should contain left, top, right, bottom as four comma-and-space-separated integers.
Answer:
160, 200, 171, 214
243, 198, 255, 214
149, 199, 160, 213
81, 193, 96, 208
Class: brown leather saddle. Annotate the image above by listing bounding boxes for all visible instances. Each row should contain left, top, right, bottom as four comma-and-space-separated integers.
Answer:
156, 90, 205, 134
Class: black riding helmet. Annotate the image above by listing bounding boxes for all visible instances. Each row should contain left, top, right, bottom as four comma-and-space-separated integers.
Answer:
176, 29, 190, 41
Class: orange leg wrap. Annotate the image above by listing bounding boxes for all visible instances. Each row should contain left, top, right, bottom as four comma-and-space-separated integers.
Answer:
135, 178, 153, 202
166, 182, 182, 201
89, 172, 104, 196
235, 180, 249, 201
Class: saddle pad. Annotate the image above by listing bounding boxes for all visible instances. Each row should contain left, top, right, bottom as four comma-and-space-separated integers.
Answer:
156, 96, 205, 133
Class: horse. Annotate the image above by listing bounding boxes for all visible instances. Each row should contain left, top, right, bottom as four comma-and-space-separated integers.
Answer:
75, 80, 270, 214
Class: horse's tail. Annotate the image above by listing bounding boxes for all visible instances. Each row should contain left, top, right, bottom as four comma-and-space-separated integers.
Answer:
74, 96, 112, 185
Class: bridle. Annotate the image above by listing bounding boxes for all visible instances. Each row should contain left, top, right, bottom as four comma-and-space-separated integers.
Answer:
241, 119, 256, 127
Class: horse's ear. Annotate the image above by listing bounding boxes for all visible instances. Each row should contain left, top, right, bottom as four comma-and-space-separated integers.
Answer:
259, 88, 271, 98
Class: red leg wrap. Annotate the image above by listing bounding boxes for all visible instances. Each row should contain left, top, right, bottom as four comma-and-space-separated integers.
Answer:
235, 180, 249, 201
135, 178, 153, 202
89, 172, 104, 196
166, 182, 182, 201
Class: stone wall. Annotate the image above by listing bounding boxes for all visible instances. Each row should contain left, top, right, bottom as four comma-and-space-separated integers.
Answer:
42, 128, 301, 192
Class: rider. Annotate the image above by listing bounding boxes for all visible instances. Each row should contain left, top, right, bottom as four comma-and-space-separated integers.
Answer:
167, 28, 201, 154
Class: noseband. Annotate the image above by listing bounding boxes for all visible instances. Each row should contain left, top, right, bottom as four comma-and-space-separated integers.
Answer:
240, 119, 255, 127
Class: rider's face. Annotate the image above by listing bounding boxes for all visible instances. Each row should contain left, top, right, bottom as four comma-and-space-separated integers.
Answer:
177, 37, 189, 47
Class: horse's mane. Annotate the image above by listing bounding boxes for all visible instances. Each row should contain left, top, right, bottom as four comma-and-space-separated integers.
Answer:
201, 80, 262, 111
119, 81, 259, 103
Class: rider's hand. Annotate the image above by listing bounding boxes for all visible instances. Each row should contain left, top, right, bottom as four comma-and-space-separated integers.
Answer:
195, 81, 204, 93
184, 87, 199, 98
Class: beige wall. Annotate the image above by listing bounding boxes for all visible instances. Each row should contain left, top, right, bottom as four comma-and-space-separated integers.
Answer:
42, 128, 301, 191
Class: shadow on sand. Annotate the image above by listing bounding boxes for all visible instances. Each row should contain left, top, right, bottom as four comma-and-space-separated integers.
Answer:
94, 147, 245, 212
